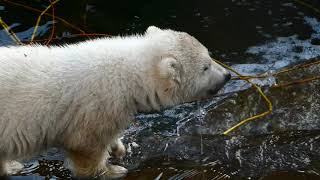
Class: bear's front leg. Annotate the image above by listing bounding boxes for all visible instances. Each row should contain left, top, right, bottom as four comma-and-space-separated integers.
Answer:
0, 160, 24, 176
66, 149, 127, 178
4, 161, 24, 175
109, 138, 126, 159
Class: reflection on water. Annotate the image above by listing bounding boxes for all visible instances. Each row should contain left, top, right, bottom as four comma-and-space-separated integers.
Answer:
0, 0, 320, 179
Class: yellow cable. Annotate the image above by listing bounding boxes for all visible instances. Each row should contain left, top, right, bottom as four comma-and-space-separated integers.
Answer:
213, 59, 273, 135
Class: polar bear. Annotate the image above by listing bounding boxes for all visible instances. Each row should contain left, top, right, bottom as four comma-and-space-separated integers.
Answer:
0, 26, 230, 178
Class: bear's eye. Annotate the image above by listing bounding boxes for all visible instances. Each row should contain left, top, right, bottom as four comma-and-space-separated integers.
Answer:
203, 65, 209, 72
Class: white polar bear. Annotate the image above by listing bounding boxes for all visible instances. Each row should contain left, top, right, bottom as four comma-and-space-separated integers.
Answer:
0, 26, 230, 178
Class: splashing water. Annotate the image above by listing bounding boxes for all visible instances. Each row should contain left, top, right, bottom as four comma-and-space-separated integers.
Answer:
196, 100, 207, 155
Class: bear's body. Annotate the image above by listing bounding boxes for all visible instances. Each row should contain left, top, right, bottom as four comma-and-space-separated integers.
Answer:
0, 26, 230, 178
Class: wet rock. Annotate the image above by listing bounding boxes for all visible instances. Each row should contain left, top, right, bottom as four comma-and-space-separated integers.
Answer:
122, 130, 320, 178
262, 170, 320, 180
293, 46, 303, 53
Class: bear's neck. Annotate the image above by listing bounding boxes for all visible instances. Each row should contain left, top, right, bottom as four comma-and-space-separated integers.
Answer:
44, 35, 170, 115
64, 36, 168, 113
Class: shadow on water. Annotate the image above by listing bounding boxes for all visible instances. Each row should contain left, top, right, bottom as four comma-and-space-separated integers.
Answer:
0, 0, 320, 179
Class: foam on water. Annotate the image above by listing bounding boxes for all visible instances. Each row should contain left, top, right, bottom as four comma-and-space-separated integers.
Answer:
219, 16, 320, 93
247, 16, 320, 67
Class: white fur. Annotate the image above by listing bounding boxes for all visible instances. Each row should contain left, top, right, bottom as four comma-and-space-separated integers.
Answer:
0, 26, 229, 177
3, 161, 24, 175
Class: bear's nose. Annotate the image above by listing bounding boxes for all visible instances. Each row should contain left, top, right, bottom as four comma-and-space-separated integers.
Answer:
224, 72, 231, 82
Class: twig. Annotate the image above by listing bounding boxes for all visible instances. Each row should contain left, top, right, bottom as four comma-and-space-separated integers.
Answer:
0, 17, 23, 45
30, 0, 61, 42
213, 59, 273, 135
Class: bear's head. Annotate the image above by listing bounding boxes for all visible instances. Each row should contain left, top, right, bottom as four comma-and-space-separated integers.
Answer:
141, 26, 231, 111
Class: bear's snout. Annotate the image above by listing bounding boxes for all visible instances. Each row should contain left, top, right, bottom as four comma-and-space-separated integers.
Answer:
207, 72, 231, 96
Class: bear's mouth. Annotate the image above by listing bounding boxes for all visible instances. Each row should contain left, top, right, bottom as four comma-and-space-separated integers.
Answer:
207, 82, 226, 96
207, 88, 221, 95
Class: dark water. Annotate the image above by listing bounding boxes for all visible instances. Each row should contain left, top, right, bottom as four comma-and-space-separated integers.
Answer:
0, 0, 320, 179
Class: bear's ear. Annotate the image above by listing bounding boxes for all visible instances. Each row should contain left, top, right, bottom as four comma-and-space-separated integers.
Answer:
146, 26, 162, 34
158, 56, 181, 85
